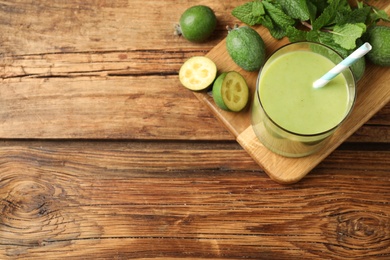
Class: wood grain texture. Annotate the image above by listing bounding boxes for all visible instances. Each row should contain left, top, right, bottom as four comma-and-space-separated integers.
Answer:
0, 0, 388, 142
0, 0, 389, 259
0, 141, 389, 259
0, 0, 243, 140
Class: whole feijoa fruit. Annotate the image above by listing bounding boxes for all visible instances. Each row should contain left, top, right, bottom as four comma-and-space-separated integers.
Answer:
366, 25, 390, 66
226, 25, 266, 71
175, 5, 217, 43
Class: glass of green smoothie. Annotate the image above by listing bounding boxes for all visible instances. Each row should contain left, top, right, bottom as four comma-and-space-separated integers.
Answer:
251, 42, 356, 157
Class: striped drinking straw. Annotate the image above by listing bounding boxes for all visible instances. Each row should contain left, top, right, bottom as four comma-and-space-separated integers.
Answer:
313, 42, 372, 89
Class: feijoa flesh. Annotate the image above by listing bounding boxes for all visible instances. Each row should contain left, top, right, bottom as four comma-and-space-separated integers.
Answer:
212, 71, 249, 112
179, 56, 217, 91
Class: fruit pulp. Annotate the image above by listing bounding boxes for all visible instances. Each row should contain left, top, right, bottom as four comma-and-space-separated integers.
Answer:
179, 56, 217, 91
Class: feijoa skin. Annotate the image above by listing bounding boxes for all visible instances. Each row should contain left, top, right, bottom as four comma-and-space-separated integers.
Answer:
176, 5, 217, 43
226, 26, 266, 71
212, 71, 249, 112
366, 25, 390, 67
212, 73, 229, 111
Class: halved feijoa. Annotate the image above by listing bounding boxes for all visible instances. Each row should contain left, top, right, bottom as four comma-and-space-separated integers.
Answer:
212, 71, 249, 112
212, 72, 229, 111
179, 56, 217, 91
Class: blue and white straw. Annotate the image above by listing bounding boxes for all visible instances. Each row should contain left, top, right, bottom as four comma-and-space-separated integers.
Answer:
313, 42, 372, 89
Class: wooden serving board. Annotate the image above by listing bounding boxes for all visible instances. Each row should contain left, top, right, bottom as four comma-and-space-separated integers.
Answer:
194, 26, 390, 184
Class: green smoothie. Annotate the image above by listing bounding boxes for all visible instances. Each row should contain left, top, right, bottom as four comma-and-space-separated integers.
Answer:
251, 42, 356, 157
259, 50, 350, 135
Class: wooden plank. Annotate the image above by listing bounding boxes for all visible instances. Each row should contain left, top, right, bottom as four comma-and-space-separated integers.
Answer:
0, 141, 389, 259
0, 0, 388, 142
0, 0, 245, 140
0, 75, 235, 140
0, 48, 388, 141
0, 1, 388, 260
0, 0, 252, 56
195, 4, 390, 184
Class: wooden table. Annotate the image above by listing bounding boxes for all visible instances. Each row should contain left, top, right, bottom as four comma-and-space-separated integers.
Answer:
1, 1, 389, 259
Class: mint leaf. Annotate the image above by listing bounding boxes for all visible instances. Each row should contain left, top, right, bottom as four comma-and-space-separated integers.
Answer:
232, 2, 260, 26
334, 3, 352, 24
231, 0, 389, 57
312, 0, 342, 30
332, 23, 366, 49
370, 7, 390, 23
262, 1, 295, 28
286, 26, 308, 42
276, 0, 310, 21
260, 15, 286, 40
260, 15, 274, 30
268, 24, 286, 40
305, 29, 321, 42
336, 6, 370, 25
317, 31, 349, 57
307, 0, 318, 23
308, 0, 327, 14
252, 0, 265, 17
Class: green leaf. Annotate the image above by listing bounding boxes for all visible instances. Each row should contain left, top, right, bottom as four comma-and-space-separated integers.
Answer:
332, 23, 366, 50
276, 0, 310, 21
286, 26, 308, 42
317, 31, 349, 57
307, 0, 318, 23
312, 0, 342, 30
268, 25, 286, 40
262, 1, 295, 28
370, 7, 390, 23
305, 30, 321, 42
334, 5, 353, 25
308, 0, 327, 14
232, 2, 260, 26
260, 15, 274, 30
338, 6, 371, 25
252, 0, 265, 17
356, 1, 364, 9
260, 15, 286, 39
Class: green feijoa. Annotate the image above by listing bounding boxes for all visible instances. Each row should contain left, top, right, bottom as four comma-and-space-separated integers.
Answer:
179, 56, 217, 91
226, 25, 266, 71
366, 25, 390, 66
212, 73, 229, 111
222, 71, 249, 112
175, 5, 217, 43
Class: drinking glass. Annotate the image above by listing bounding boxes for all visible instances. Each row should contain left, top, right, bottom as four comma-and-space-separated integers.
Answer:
251, 42, 356, 157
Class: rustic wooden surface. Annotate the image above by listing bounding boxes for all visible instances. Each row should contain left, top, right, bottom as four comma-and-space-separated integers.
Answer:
0, 1, 389, 259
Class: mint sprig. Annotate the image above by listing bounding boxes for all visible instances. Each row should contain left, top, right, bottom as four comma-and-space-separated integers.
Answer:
333, 23, 366, 49
232, 2, 261, 26
231, 0, 389, 57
